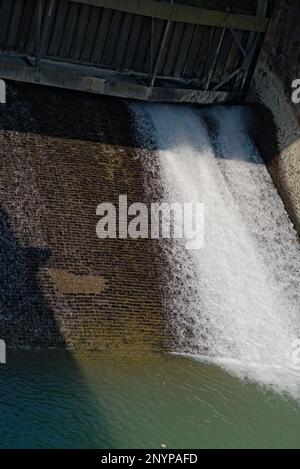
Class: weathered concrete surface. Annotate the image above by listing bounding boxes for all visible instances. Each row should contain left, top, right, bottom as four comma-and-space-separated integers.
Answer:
248, 0, 300, 235
0, 83, 166, 351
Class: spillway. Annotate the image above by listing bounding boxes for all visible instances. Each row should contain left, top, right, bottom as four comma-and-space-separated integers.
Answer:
132, 104, 300, 399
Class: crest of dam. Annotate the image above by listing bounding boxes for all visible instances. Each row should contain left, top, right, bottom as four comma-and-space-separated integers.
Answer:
131, 103, 300, 399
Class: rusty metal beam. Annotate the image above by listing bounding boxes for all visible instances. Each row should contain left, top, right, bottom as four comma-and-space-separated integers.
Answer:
0, 56, 244, 104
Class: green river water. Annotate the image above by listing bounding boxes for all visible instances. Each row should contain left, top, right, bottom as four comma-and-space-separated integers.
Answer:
1, 351, 300, 449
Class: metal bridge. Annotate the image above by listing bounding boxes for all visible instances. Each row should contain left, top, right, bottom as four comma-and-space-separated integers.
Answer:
0, 0, 272, 103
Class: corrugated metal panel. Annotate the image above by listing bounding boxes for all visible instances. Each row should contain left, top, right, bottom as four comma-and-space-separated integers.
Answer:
0, 0, 269, 95
174, 1, 258, 14
0, 1, 15, 45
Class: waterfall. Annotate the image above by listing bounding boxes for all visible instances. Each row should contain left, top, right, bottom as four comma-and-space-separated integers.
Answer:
132, 103, 300, 398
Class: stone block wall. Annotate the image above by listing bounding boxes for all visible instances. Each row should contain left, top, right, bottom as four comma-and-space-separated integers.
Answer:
0, 83, 166, 351
248, 0, 300, 235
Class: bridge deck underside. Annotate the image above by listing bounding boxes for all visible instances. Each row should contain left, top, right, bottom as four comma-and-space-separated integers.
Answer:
0, 0, 270, 103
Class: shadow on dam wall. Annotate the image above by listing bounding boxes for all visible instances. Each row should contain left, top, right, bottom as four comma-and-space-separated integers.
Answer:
0, 208, 65, 347
0, 82, 168, 351
1, 82, 145, 148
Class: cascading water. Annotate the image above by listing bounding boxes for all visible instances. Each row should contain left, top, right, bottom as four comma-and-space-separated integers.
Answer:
132, 103, 300, 399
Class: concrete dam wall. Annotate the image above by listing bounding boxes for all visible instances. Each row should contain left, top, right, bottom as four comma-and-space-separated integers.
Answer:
0, 83, 166, 350
248, 0, 300, 235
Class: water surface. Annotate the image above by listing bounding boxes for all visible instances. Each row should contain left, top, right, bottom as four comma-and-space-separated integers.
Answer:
1, 351, 300, 449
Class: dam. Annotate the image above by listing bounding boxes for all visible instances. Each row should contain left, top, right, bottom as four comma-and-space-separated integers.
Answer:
0, 0, 299, 400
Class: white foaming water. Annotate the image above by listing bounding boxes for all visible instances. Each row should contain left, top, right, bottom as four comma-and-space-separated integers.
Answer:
132, 103, 300, 399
